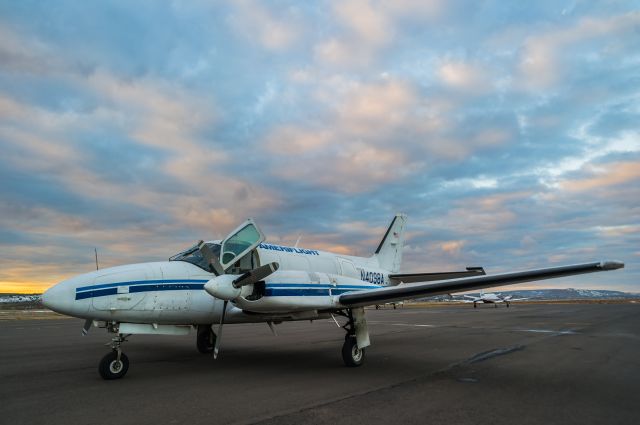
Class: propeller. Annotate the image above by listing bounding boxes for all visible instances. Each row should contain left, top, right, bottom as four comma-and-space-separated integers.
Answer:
203, 262, 279, 359
81, 319, 92, 336
213, 300, 228, 359
204, 262, 279, 301
233, 262, 279, 288
198, 240, 223, 275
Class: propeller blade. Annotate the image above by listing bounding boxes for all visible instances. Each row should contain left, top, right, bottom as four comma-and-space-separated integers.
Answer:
81, 319, 92, 336
233, 262, 279, 288
213, 300, 228, 359
198, 240, 224, 275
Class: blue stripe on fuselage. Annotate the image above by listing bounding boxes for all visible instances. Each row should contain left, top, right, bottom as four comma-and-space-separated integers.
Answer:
264, 283, 380, 289
75, 283, 206, 300
265, 288, 329, 296
264, 288, 365, 296
73, 280, 381, 300
76, 279, 209, 292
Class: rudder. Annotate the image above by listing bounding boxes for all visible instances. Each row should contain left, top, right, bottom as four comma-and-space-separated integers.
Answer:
373, 214, 407, 273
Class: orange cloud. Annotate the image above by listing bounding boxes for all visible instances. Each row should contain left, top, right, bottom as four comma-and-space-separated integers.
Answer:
315, 0, 446, 68
438, 61, 491, 94
228, 0, 301, 51
560, 161, 640, 192
518, 11, 640, 89
440, 240, 465, 255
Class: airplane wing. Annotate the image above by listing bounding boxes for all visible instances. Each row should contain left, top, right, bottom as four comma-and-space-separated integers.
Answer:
339, 261, 623, 308
389, 267, 485, 284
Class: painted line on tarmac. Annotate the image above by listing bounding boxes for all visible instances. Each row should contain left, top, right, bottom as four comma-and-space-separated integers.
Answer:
368, 321, 437, 327
462, 345, 525, 364
515, 329, 577, 335
368, 321, 578, 335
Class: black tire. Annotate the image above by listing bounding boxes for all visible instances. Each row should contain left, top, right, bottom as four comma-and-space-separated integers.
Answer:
99, 351, 129, 380
196, 325, 216, 354
342, 336, 365, 367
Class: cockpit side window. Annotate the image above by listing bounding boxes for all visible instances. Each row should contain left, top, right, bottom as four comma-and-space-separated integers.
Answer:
170, 243, 221, 273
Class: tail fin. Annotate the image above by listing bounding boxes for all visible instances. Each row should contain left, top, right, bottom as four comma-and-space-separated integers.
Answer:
372, 214, 407, 273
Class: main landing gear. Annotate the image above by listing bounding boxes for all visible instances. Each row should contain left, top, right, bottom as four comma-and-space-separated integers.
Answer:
337, 309, 366, 367
196, 324, 216, 354
99, 332, 130, 380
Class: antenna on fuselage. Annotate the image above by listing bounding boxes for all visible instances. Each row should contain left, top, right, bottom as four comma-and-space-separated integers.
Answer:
294, 234, 302, 248
94, 248, 99, 270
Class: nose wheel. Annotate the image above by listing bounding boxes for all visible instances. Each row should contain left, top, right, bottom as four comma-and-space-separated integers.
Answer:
99, 332, 130, 380
99, 350, 129, 380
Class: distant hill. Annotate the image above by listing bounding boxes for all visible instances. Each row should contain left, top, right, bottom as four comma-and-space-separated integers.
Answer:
0, 294, 42, 309
436, 288, 639, 301
0, 294, 41, 303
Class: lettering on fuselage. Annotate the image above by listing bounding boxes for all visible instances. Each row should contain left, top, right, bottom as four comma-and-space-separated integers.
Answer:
360, 269, 385, 285
258, 243, 320, 256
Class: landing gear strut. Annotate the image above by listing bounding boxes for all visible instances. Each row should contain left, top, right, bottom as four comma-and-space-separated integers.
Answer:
99, 332, 129, 380
196, 325, 216, 354
338, 309, 365, 367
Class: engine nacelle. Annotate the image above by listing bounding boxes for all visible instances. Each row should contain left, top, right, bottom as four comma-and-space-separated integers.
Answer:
233, 270, 374, 313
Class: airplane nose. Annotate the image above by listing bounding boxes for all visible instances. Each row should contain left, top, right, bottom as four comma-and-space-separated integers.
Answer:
42, 281, 74, 315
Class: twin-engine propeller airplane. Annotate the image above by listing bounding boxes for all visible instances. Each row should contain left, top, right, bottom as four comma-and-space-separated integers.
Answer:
462, 290, 528, 308
42, 214, 624, 379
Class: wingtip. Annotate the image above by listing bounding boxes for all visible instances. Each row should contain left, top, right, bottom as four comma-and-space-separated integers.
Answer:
600, 261, 624, 270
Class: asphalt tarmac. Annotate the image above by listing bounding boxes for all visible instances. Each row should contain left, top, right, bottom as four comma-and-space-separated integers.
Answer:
1, 303, 638, 425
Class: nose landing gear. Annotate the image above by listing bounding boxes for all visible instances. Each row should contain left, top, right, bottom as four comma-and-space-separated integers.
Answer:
99, 331, 130, 380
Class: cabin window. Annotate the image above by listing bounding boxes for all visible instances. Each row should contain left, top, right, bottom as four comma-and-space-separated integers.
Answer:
339, 260, 359, 278
221, 223, 261, 267
169, 242, 221, 272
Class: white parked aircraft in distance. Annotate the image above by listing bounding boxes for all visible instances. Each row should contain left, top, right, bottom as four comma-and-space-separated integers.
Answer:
42, 214, 624, 379
463, 289, 528, 308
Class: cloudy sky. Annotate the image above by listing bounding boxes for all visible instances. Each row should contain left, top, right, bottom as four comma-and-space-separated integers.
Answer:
0, 1, 638, 293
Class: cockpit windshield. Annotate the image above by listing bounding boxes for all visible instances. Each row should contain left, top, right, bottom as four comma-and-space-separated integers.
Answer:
169, 242, 221, 273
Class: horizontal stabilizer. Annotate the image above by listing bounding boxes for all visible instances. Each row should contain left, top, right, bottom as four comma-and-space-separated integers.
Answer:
389, 267, 485, 284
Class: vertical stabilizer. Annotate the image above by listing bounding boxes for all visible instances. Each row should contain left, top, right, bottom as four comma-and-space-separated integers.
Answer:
373, 214, 407, 273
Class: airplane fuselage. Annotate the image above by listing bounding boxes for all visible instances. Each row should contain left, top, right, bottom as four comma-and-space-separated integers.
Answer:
479, 293, 503, 303
43, 243, 389, 325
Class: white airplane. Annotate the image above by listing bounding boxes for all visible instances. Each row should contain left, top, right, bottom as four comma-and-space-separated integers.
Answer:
41, 214, 624, 379
463, 289, 528, 308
